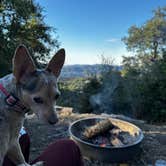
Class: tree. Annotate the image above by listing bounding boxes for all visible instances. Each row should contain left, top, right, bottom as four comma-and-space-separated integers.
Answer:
0, 0, 59, 76
122, 6, 166, 59
121, 6, 166, 122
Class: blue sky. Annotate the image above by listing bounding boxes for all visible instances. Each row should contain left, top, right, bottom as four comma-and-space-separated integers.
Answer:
36, 0, 166, 65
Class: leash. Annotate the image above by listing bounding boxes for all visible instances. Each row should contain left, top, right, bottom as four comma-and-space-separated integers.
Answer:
0, 83, 28, 113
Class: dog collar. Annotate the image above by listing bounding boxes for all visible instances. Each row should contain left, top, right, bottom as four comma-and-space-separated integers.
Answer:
0, 83, 28, 114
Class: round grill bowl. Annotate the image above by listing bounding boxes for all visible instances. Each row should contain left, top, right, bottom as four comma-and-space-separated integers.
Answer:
69, 117, 144, 163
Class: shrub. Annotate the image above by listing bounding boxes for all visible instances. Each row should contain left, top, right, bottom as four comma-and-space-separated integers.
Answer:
123, 55, 166, 122
79, 77, 101, 113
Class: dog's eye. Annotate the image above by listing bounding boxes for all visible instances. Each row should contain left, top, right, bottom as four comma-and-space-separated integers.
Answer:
33, 97, 44, 104
54, 93, 60, 100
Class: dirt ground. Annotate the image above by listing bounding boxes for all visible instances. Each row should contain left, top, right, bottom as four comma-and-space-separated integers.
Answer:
24, 107, 166, 166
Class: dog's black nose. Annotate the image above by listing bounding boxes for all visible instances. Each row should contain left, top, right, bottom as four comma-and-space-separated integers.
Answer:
48, 115, 58, 124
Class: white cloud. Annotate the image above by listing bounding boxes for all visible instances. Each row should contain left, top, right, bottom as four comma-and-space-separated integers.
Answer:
106, 38, 120, 43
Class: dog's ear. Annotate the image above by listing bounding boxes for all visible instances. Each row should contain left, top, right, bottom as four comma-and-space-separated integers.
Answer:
13, 45, 36, 83
46, 48, 65, 78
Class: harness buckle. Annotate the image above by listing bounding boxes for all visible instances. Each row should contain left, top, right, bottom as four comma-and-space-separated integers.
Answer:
5, 94, 19, 107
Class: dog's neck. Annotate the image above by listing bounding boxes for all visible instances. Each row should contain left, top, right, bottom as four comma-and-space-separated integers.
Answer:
0, 74, 25, 113
0, 74, 18, 96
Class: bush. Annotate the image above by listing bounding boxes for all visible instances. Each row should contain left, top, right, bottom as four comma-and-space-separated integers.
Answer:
57, 77, 101, 113
57, 78, 85, 111
79, 77, 101, 113
123, 55, 166, 122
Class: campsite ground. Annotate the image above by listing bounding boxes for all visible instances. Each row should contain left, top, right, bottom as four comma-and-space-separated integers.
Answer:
25, 107, 166, 166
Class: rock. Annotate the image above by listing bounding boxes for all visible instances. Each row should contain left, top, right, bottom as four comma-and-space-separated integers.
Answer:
156, 135, 166, 145
155, 159, 166, 166
57, 107, 73, 119
101, 113, 145, 124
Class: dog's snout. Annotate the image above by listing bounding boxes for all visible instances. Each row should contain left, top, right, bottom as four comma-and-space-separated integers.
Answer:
48, 114, 58, 124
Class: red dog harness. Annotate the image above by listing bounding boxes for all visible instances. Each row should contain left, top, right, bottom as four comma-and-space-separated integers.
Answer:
0, 83, 28, 113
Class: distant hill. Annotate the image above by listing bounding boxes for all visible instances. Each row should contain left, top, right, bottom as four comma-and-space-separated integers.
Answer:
60, 64, 122, 79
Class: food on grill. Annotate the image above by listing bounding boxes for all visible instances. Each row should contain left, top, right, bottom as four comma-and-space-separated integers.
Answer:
110, 136, 124, 147
83, 118, 114, 139
81, 118, 137, 147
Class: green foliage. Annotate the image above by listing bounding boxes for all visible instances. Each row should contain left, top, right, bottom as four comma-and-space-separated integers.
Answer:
122, 6, 166, 59
57, 77, 101, 113
0, 0, 59, 77
121, 6, 166, 122
79, 77, 101, 113
110, 77, 131, 115
64, 78, 86, 91
57, 78, 87, 111
122, 53, 166, 122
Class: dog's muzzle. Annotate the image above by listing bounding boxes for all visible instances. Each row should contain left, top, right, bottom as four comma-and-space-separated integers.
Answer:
48, 113, 58, 124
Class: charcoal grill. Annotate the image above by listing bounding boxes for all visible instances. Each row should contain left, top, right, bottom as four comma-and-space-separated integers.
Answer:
69, 117, 144, 163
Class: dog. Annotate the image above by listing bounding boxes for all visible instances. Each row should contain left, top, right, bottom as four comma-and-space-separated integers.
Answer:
0, 45, 65, 166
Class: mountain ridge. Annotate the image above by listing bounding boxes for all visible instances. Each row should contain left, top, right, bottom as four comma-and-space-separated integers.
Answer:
61, 64, 122, 78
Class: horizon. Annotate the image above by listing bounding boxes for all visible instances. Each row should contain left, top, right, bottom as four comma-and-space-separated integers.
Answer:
63, 63, 122, 66
36, 0, 166, 65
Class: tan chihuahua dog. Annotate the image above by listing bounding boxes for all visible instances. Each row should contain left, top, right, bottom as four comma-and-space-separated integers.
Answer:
0, 45, 65, 166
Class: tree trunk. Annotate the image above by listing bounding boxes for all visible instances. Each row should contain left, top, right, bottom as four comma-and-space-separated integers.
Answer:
153, 41, 158, 59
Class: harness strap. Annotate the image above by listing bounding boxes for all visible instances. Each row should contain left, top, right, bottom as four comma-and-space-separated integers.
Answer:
0, 84, 10, 96
0, 83, 28, 113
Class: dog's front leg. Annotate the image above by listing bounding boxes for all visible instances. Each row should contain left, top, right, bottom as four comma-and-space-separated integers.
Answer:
7, 141, 43, 166
7, 141, 28, 166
